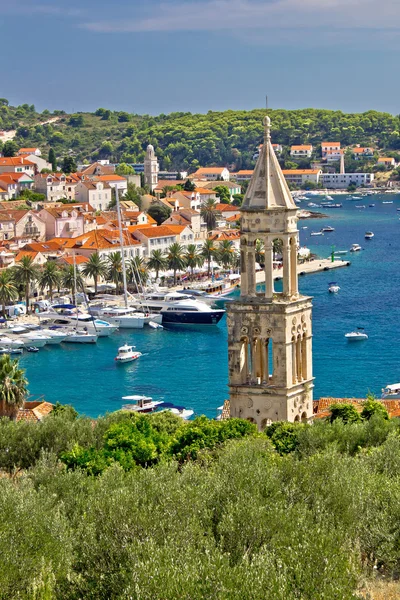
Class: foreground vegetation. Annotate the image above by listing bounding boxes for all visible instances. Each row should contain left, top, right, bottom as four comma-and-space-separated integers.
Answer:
2, 98, 400, 171
1, 404, 400, 598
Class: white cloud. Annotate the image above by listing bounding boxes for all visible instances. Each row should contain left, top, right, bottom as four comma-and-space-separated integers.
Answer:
81, 0, 400, 35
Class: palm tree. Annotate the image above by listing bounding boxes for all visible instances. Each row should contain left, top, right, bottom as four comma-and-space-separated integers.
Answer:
106, 251, 123, 294
147, 249, 168, 280
0, 354, 27, 419
82, 252, 107, 295
184, 244, 204, 280
128, 256, 149, 291
0, 270, 18, 318
62, 265, 83, 305
200, 198, 220, 231
166, 243, 186, 285
217, 240, 235, 270
255, 239, 265, 267
39, 261, 61, 301
14, 255, 39, 311
201, 239, 217, 277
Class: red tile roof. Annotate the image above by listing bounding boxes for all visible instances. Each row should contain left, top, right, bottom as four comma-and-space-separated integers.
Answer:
291, 145, 312, 151
132, 225, 177, 239
0, 157, 35, 167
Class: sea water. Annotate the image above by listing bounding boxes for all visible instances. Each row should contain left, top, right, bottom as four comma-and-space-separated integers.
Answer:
21, 193, 400, 417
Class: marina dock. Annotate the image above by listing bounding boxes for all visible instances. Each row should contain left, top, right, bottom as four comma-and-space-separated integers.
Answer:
256, 257, 350, 284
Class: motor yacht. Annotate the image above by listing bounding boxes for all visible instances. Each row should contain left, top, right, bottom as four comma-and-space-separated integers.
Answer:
310, 231, 324, 236
383, 201, 393, 204
0, 347, 23, 355
121, 395, 164, 413
322, 226, 335, 232
160, 298, 225, 326
89, 306, 145, 329
115, 344, 142, 363
36, 328, 67, 344
328, 282, 340, 293
0, 336, 25, 349
20, 333, 50, 347
345, 328, 368, 341
350, 244, 361, 252
40, 307, 119, 336
381, 384, 400, 400
334, 250, 347, 255
365, 231, 374, 239
166, 407, 194, 419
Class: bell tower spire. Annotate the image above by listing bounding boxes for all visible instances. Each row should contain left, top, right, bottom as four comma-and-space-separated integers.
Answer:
227, 113, 314, 429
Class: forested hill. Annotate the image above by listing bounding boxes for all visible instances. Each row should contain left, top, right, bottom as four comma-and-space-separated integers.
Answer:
1, 98, 400, 171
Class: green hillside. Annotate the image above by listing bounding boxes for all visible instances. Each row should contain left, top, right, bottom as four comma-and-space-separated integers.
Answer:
1, 98, 400, 171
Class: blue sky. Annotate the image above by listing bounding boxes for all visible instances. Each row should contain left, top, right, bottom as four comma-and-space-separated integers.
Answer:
2, 0, 400, 115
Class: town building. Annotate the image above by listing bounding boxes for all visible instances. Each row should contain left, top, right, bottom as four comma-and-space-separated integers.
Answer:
192, 167, 230, 181
34, 173, 79, 202
325, 149, 344, 163
282, 169, 322, 186
321, 172, 374, 189
131, 225, 180, 256
17, 147, 41, 157
38, 207, 85, 240
290, 145, 313, 158
321, 142, 340, 158
202, 180, 242, 201
377, 157, 396, 169
227, 115, 314, 429
75, 180, 112, 211
0, 157, 36, 176
92, 174, 128, 196
144, 145, 159, 191
353, 147, 374, 160
235, 170, 254, 182
0, 172, 34, 198
272, 144, 283, 153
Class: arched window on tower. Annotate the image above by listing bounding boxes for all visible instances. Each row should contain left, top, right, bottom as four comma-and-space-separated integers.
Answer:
239, 336, 250, 383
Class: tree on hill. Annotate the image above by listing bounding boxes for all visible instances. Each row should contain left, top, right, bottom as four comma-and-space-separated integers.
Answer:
147, 203, 171, 226
183, 179, 195, 191
2, 140, 17, 157
214, 185, 231, 204
48, 147, 57, 171
115, 162, 135, 176
68, 114, 85, 127
61, 156, 77, 174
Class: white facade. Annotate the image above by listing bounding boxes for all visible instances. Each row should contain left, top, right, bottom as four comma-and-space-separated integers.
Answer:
290, 145, 313, 158
282, 170, 322, 186
144, 145, 159, 191
25, 155, 52, 172
75, 181, 112, 211
321, 173, 374, 189
321, 143, 340, 158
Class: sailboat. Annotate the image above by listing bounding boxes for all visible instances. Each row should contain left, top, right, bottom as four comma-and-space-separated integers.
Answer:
64, 253, 98, 343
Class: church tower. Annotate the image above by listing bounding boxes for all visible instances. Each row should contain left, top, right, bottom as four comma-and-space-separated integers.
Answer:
227, 115, 314, 428
144, 144, 159, 191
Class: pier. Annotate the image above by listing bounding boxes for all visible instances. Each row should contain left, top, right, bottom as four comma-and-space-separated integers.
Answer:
256, 257, 350, 284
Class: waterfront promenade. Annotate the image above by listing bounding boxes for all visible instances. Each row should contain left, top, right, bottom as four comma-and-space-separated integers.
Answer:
257, 257, 350, 284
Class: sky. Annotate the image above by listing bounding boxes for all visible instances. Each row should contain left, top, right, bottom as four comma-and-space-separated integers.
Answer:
2, 0, 400, 115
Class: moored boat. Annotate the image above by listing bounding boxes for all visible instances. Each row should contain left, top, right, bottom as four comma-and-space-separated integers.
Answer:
365, 231, 374, 239
345, 328, 368, 341
350, 244, 361, 252
381, 384, 400, 400
121, 395, 164, 413
328, 282, 340, 293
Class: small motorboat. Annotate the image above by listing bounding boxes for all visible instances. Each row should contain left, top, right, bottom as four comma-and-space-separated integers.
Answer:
365, 231, 374, 239
64, 330, 97, 344
115, 344, 142, 363
369, 204, 375, 207
345, 328, 368, 341
310, 231, 324, 236
0, 347, 23, 355
328, 282, 340, 293
148, 321, 163, 329
350, 244, 361, 252
334, 250, 347, 255
121, 395, 164, 413
321, 226, 335, 232
355, 205, 366, 209
381, 384, 400, 400
26, 346, 39, 353
301, 226, 308, 229
383, 201, 393, 204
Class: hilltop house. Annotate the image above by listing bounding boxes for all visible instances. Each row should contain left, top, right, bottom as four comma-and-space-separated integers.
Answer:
321, 142, 340, 158
377, 157, 396, 169
17, 147, 41, 157
353, 147, 374, 160
290, 145, 313, 158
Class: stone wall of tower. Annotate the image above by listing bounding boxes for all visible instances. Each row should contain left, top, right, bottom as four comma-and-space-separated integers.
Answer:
227, 297, 314, 428
144, 145, 159, 192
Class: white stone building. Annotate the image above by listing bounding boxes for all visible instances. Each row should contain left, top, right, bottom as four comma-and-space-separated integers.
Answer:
290, 145, 313, 158
321, 172, 374, 189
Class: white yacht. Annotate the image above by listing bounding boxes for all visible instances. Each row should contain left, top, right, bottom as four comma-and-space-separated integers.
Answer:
321, 226, 335, 232
94, 306, 145, 329
310, 231, 324, 236
350, 244, 361, 252
168, 407, 194, 420
36, 329, 67, 344
0, 336, 25, 349
40, 308, 118, 336
381, 384, 400, 400
121, 395, 164, 413
345, 328, 368, 341
115, 344, 142, 363
20, 332, 50, 347
365, 231, 374, 239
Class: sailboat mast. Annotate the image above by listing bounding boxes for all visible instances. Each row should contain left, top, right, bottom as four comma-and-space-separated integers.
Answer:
115, 186, 129, 308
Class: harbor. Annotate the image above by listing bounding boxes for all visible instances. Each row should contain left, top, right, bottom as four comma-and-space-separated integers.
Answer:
2, 191, 398, 417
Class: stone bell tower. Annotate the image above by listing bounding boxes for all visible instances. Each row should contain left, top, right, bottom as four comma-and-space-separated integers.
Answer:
227, 115, 314, 428
144, 144, 159, 191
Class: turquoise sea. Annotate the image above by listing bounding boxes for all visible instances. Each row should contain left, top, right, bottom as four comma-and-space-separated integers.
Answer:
20, 193, 400, 417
